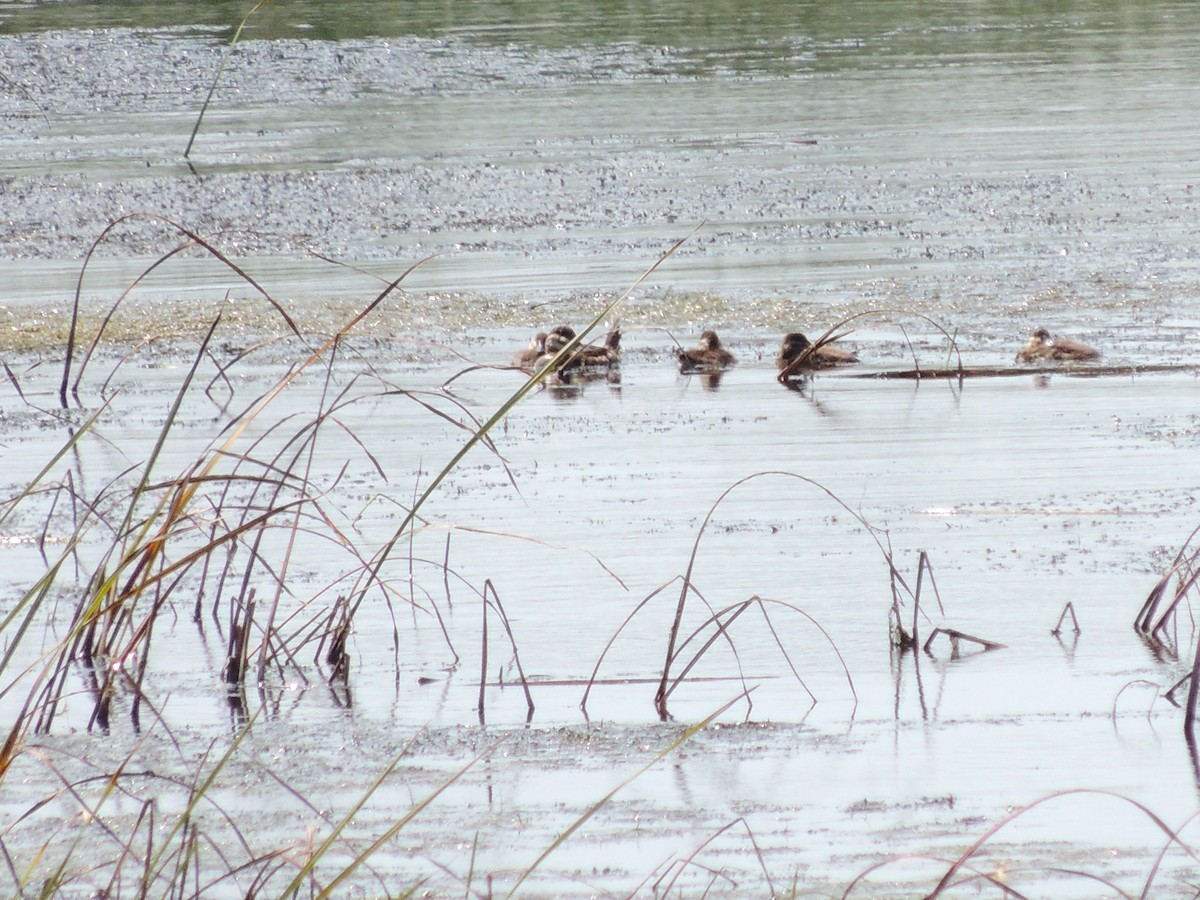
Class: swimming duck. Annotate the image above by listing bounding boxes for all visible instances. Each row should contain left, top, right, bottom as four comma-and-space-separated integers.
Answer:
564, 325, 621, 371
1014, 328, 1100, 363
534, 325, 621, 378
543, 324, 578, 354
513, 332, 547, 368
677, 330, 736, 373
776, 332, 859, 374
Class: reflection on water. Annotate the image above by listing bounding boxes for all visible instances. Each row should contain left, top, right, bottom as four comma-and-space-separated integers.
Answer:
4, 0, 1194, 60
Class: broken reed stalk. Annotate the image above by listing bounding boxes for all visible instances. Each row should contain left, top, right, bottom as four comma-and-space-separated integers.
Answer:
922, 627, 1006, 656
320, 595, 352, 677
854, 362, 1198, 380
1052, 602, 1081, 636
892, 549, 945, 649
1164, 671, 1192, 707
224, 590, 257, 685
477, 580, 534, 720
3, 359, 27, 404
443, 532, 453, 607
478, 578, 489, 718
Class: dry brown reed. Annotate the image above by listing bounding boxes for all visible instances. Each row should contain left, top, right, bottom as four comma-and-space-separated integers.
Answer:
574, 471, 923, 720
1052, 601, 1081, 636
1131, 524, 1200, 737
478, 579, 534, 722
1135, 522, 1200, 644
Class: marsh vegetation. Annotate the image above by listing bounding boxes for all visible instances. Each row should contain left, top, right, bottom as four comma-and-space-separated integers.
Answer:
5, 1, 1200, 896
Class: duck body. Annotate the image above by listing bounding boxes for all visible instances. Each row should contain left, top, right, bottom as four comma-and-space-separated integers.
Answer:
513, 332, 548, 368
529, 324, 621, 382
1015, 328, 1100, 363
515, 324, 578, 370
561, 326, 621, 372
543, 324, 577, 355
776, 332, 859, 374
677, 330, 736, 372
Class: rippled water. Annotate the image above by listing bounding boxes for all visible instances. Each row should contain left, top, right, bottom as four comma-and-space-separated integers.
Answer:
3, 2, 1200, 896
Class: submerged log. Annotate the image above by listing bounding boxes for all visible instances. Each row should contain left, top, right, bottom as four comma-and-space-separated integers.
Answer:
846, 363, 1197, 380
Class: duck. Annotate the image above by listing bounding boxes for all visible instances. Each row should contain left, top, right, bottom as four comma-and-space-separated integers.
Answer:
776, 332, 859, 374
543, 324, 578, 355
1014, 328, 1100, 363
533, 325, 621, 379
677, 330, 736, 373
564, 325, 621, 371
513, 332, 547, 368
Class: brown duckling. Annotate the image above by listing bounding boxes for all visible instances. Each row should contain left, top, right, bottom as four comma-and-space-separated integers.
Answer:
543, 324, 578, 354
1015, 328, 1100, 363
776, 332, 859, 374
534, 325, 620, 377
677, 330, 736, 373
565, 326, 621, 371
513, 332, 547, 368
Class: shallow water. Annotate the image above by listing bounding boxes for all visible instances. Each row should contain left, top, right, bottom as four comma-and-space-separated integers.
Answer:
4, 2, 1200, 896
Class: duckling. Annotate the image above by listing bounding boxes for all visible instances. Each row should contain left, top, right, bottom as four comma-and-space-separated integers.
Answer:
565, 326, 621, 371
677, 330, 736, 373
543, 324, 578, 354
776, 332, 859, 374
532, 325, 620, 378
1015, 328, 1100, 363
513, 332, 547, 368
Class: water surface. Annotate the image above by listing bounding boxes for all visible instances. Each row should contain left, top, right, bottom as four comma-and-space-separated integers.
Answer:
3, 2, 1200, 896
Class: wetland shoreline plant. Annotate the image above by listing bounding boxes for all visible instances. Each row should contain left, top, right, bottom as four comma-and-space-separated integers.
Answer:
0, 218, 702, 894
2, 217, 693, 757
581, 470, 945, 721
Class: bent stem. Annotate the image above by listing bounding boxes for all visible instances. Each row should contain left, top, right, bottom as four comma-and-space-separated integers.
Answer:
776, 309, 962, 384
655, 470, 904, 720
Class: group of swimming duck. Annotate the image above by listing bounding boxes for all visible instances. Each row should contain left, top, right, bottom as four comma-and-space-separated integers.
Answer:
512, 324, 623, 379
512, 324, 1100, 380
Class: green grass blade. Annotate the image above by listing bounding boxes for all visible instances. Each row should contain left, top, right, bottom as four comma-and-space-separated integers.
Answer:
0, 399, 110, 529
185, 0, 272, 158
278, 735, 497, 898
505, 690, 748, 898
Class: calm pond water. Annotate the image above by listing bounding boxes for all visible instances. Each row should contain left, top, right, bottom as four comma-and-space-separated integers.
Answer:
3, 1, 1200, 896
